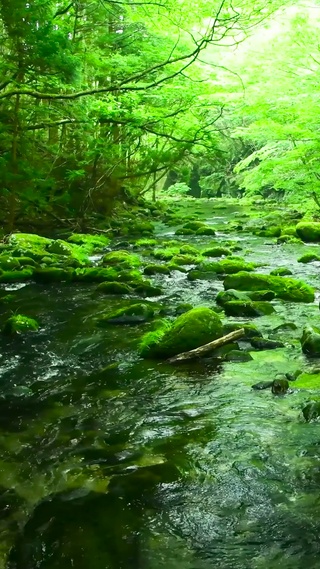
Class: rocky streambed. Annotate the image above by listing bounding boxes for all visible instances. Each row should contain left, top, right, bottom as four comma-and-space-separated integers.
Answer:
1, 199, 320, 568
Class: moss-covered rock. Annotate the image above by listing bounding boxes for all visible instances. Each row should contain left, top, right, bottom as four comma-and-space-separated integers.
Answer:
222, 322, 263, 339
247, 290, 276, 301
46, 239, 89, 266
74, 267, 143, 284
179, 244, 200, 255
295, 373, 320, 390
0, 255, 21, 270
152, 248, 179, 261
101, 250, 141, 269
171, 254, 199, 266
298, 252, 320, 263
3, 314, 39, 335
302, 401, 320, 422
296, 222, 320, 242
167, 263, 187, 273
34, 268, 74, 283
174, 228, 195, 236
67, 233, 110, 252
277, 235, 301, 244
96, 282, 133, 295
202, 246, 232, 257
301, 325, 320, 357
0, 268, 34, 282
199, 259, 255, 275
175, 303, 194, 315
143, 264, 170, 276
270, 267, 293, 276
195, 226, 216, 236
133, 282, 163, 297
180, 221, 206, 231
8, 233, 52, 261
139, 307, 223, 359
223, 300, 275, 317
134, 238, 157, 247
250, 337, 285, 350
15, 256, 38, 267
224, 271, 315, 303
97, 303, 155, 325
216, 289, 251, 306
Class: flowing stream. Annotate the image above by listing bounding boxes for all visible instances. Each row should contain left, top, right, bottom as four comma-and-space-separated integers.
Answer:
1, 200, 320, 569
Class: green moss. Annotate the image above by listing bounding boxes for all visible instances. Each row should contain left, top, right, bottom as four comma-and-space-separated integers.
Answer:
97, 303, 155, 326
0, 255, 21, 270
202, 247, 232, 257
181, 221, 206, 231
175, 303, 194, 315
296, 222, 320, 242
74, 267, 142, 283
171, 254, 199, 266
0, 268, 34, 282
135, 238, 157, 247
199, 259, 255, 275
139, 307, 223, 359
8, 233, 52, 261
298, 252, 320, 263
67, 233, 110, 252
134, 282, 163, 296
195, 226, 216, 236
179, 244, 200, 255
301, 325, 320, 356
15, 256, 38, 267
277, 235, 301, 244
152, 248, 179, 260
46, 239, 89, 266
257, 225, 281, 238
96, 282, 133, 294
295, 373, 320, 390
143, 264, 170, 275
34, 268, 74, 283
175, 228, 195, 236
223, 300, 275, 317
216, 289, 251, 305
280, 225, 297, 236
224, 271, 315, 303
101, 250, 141, 269
247, 290, 276, 301
167, 263, 187, 273
270, 267, 293, 276
3, 314, 39, 335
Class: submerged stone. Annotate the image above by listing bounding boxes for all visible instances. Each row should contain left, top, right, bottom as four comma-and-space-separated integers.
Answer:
301, 326, 320, 357
250, 337, 285, 350
3, 314, 39, 334
252, 381, 274, 390
223, 300, 275, 317
302, 401, 320, 422
139, 307, 223, 359
272, 379, 289, 395
224, 271, 315, 303
96, 282, 133, 295
97, 303, 155, 325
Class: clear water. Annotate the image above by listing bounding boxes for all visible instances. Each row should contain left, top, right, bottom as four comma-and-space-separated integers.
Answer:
1, 200, 320, 569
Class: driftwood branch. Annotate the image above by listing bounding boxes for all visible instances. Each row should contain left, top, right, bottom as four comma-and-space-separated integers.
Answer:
167, 328, 245, 363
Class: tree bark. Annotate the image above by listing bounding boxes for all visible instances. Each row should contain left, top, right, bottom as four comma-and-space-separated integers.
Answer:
167, 328, 245, 363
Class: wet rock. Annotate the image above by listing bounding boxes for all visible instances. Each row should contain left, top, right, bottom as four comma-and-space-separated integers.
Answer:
222, 322, 263, 339
3, 314, 39, 335
298, 252, 320, 263
202, 246, 232, 257
139, 307, 222, 359
133, 282, 163, 297
296, 222, 320, 242
97, 303, 155, 326
302, 401, 320, 422
96, 282, 133, 295
224, 271, 315, 303
223, 300, 275, 317
195, 226, 216, 236
199, 258, 256, 275
224, 350, 253, 362
216, 289, 251, 305
247, 290, 276, 301
250, 337, 285, 350
143, 264, 170, 275
270, 267, 293, 276
301, 325, 320, 357
272, 379, 289, 395
252, 381, 274, 390
34, 267, 74, 283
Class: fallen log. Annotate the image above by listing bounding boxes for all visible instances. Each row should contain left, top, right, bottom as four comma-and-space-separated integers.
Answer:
167, 328, 245, 363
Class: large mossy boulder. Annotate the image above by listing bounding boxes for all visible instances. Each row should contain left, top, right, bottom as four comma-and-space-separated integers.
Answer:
0, 268, 34, 282
97, 303, 155, 325
139, 307, 223, 359
143, 264, 170, 276
34, 268, 74, 283
8, 233, 52, 261
296, 222, 320, 242
298, 252, 320, 263
199, 259, 256, 275
67, 233, 110, 252
216, 289, 251, 306
224, 272, 315, 303
202, 246, 232, 257
3, 314, 39, 335
300, 325, 320, 357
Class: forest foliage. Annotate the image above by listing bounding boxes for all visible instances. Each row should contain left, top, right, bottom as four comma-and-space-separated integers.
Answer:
0, 0, 316, 228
